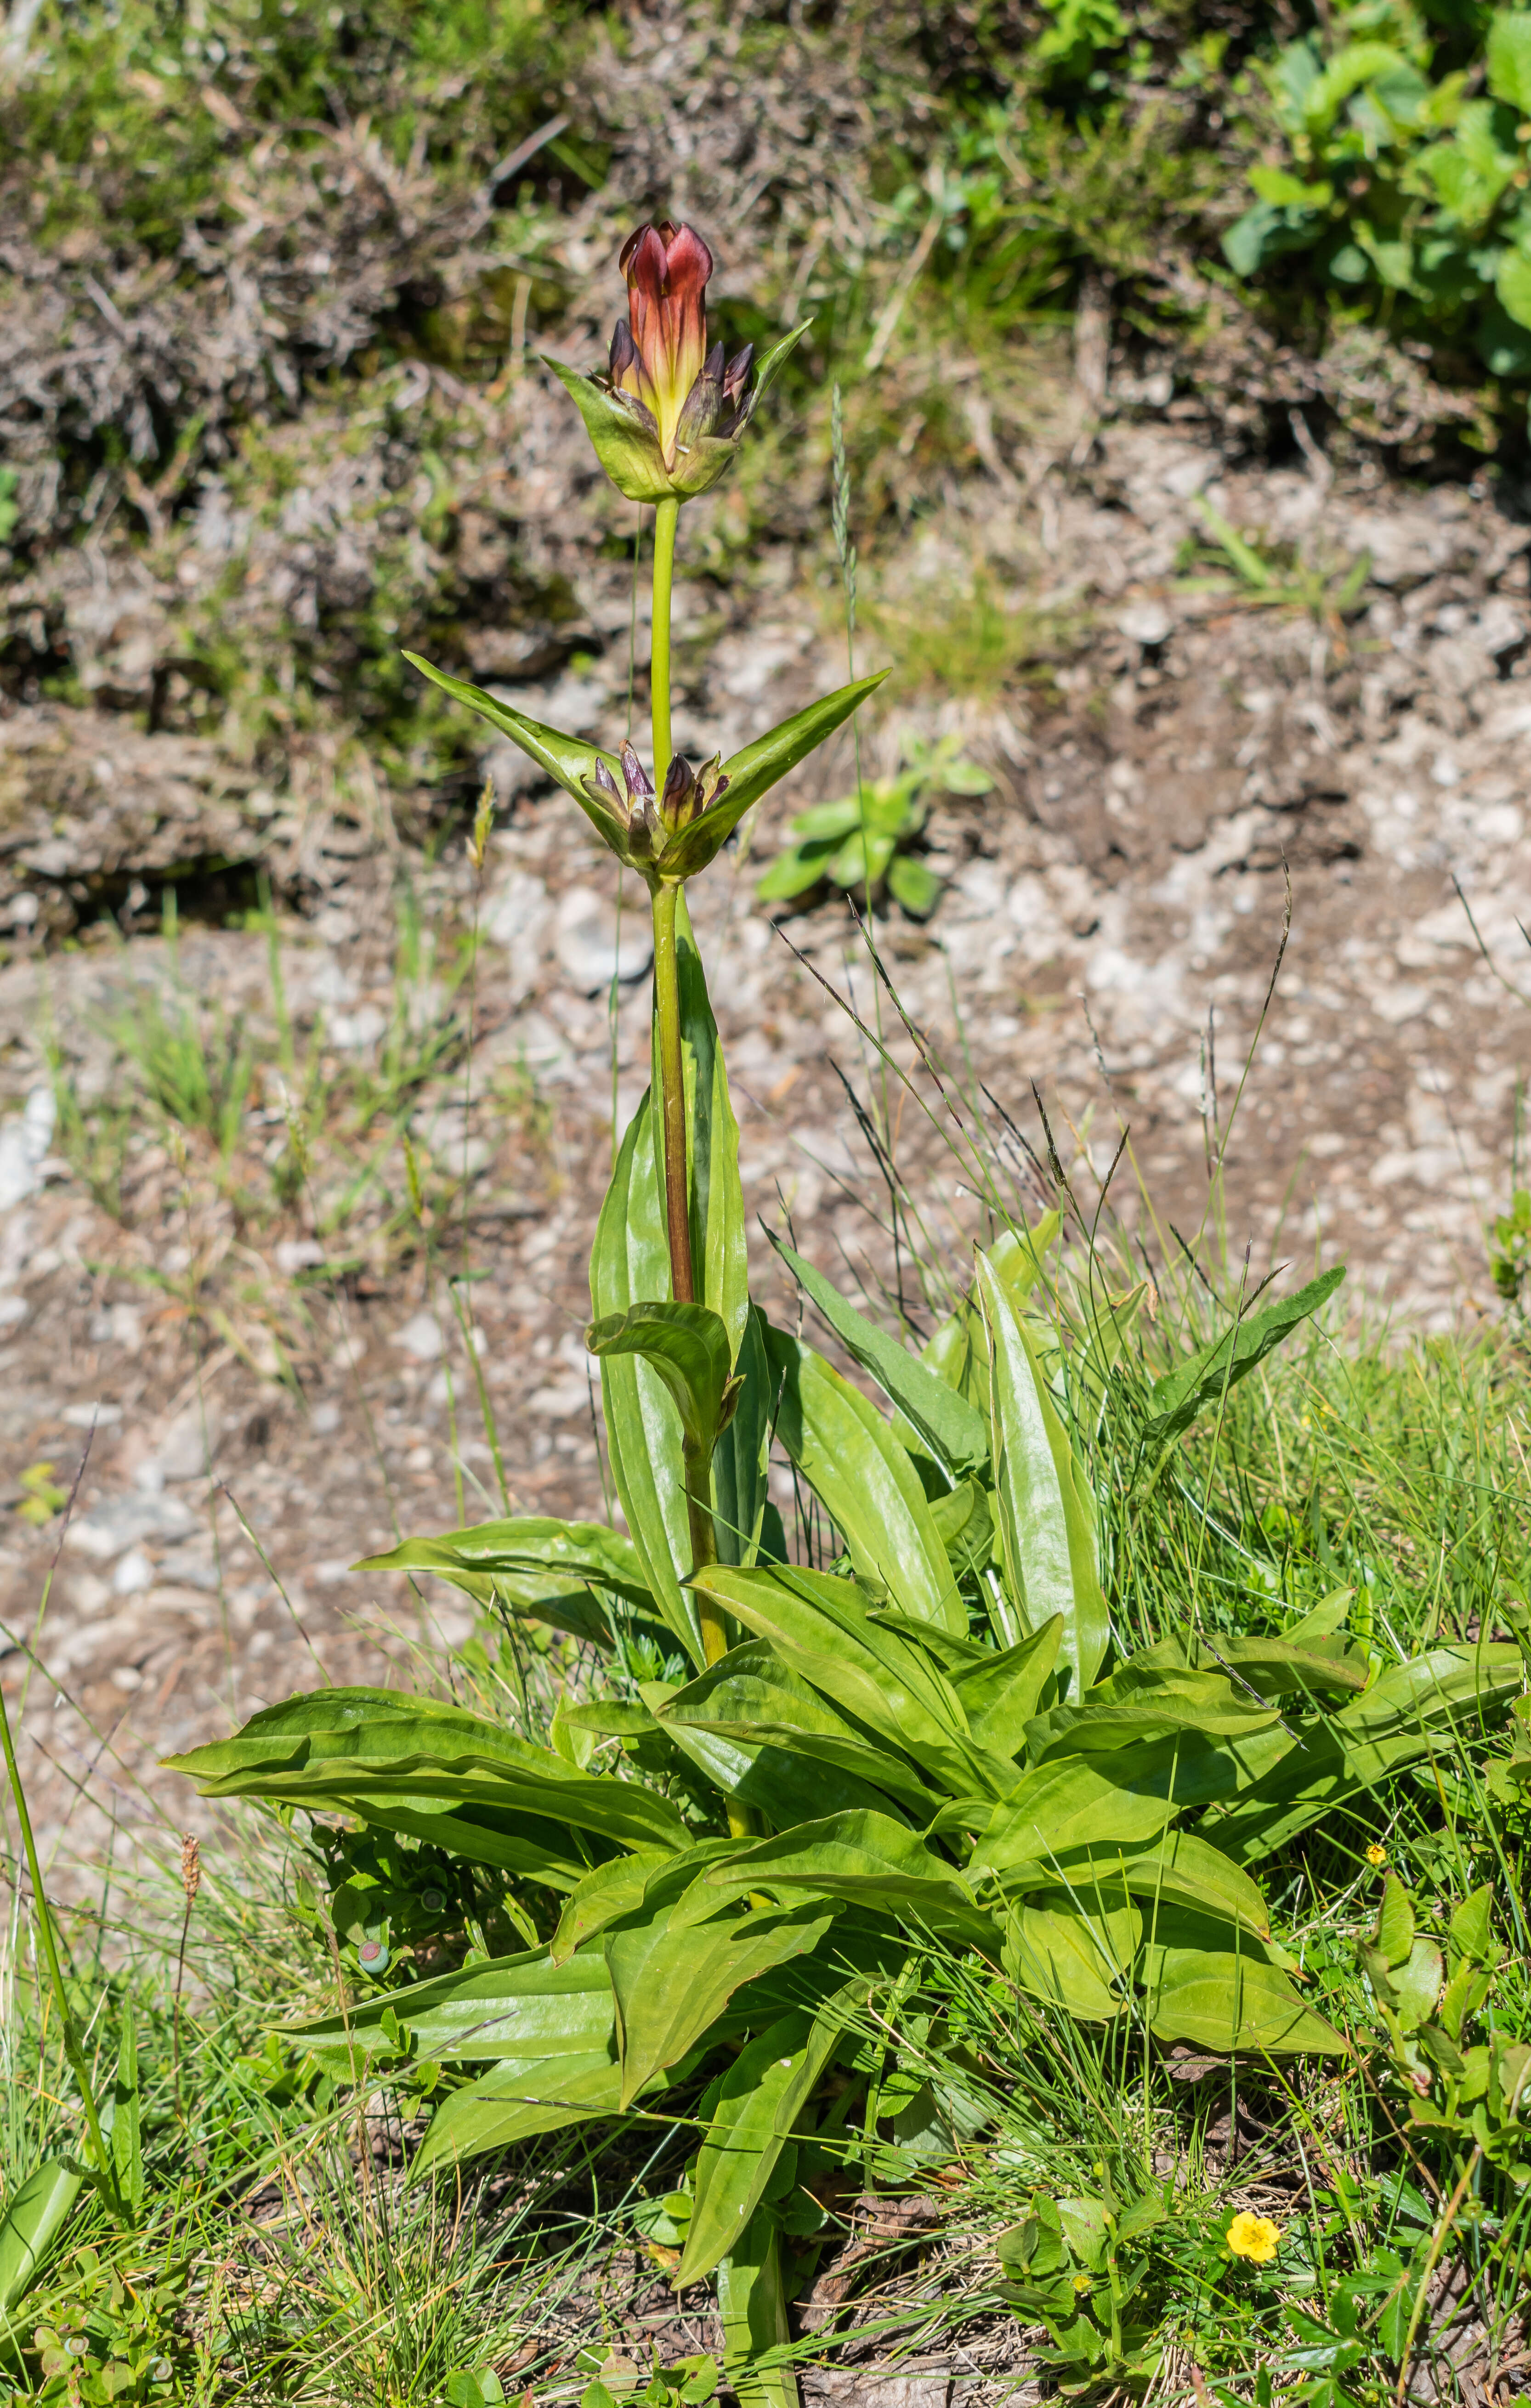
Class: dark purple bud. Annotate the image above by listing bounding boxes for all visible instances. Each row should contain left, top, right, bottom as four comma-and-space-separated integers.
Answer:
582, 762, 629, 829
721, 343, 754, 414
673, 362, 722, 453
620, 740, 655, 810
661, 753, 695, 828
692, 754, 728, 818
703, 341, 724, 381
609, 320, 639, 383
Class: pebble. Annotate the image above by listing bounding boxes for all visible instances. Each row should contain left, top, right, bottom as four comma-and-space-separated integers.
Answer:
556, 887, 653, 994
391, 1311, 444, 1362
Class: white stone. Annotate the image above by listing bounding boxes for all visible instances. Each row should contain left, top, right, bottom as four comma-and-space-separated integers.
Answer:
0, 1086, 57, 1214
1116, 599, 1173, 648
555, 887, 653, 994
275, 1238, 326, 1275
67, 1492, 196, 1561
62, 1402, 123, 1429
391, 1311, 444, 1362
113, 1549, 154, 1596
482, 873, 550, 1002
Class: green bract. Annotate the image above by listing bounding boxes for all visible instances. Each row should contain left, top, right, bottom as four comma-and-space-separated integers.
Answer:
545, 323, 811, 505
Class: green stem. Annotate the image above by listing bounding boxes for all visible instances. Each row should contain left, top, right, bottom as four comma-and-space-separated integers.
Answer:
650, 494, 679, 794
0, 1652, 116, 2204
651, 881, 695, 1308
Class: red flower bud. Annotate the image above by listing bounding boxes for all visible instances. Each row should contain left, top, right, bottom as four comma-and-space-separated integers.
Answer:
614, 220, 714, 463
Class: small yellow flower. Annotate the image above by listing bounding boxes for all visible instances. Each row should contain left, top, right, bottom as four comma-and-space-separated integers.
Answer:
1366, 1843, 1388, 1867
1072, 2273, 1093, 2295
1227, 2213, 1281, 2265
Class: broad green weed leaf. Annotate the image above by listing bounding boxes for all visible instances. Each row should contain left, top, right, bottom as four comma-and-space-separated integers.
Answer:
1449, 1885, 1495, 1968
773, 1240, 989, 1475
679, 2002, 847, 2284
716, 2212, 796, 2408
924, 1221, 1060, 1421
659, 1640, 934, 1814
1144, 1920, 1345, 2055
1488, 10, 1531, 109
705, 1808, 992, 1939
950, 1620, 1062, 1761
356, 1516, 655, 1649
969, 1754, 1183, 1882
690, 1562, 1003, 1798
977, 1254, 1108, 1697
1391, 1938, 1445, 2033
607, 1902, 836, 2106
1202, 1644, 1523, 1861
551, 1852, 674, 1965
766, 1326, 966, 1636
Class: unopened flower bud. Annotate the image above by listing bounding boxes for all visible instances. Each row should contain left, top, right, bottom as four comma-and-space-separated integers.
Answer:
545, 221, 807, 505
661, 753, 696, 831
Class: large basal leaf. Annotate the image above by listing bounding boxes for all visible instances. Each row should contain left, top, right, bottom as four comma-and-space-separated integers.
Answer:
550, 1850, 676, 1964
765, 1327, 967, 1638
1141, 1911, 1345, 2055
772, 1239, 988, 1476
0, 2159, 82, 2320
591, 900, 749, 1664
663, 673, 890, 877
1025, 1664, 1281, 1763
295, 1946, 617, 2068
356, 1516, 656, 1649
414, 2049, 625, 2172
1130, 1623, 1369, 1701
679, 2000, 848, 2286
607, 1901, 837, 2108
1137, 1266, 1346, 1472
592, 1095, 701, 1662
710, 1305, 774, 1571
976, 1255, 1108, 1699
1020, 1830, 1273, 1941
1004, 1886, 1141, 2020
165, 1688, 690, 1867
968, 1752, 1185, 1882
587, 1300, 737, 1455
1201, 1643, 1523, 1863
691, 1563, 1006, 1799
716, 2211, 797, 2408
924, 1220, 1061, 1421
703, 1809, 994, 1942
659, 1640, 935, 1815
950, 1620, 1062, 1762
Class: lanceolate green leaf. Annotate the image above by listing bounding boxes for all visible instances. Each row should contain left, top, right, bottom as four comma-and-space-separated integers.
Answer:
659, 1640, 935, 1815
1139, 1265, 1346, 1465
950, 1620, 1062, 1761
976, 1254, 1108, 1698
166, 1689, 690, 1867
1142, 1912, 1345, 2054
355, 1517, 655, 1642
592, 1093, 698, 1661
414, 2050, 624, 2172
765, 1327, 967, 1638
0, 2159, 81, 2323
402, 653, 624, 823
924, 1220, 1061, 1420
679, 2001, 848, 2285
295, 1947, 617, 2067
710, 1306, 774, 1571
1202, 1643, 1524, 1862
772, 1239, 989, 1475
705, 1809, 994, 1941
691, 1562, 1005, 1799
663, 673, 890, 877
607, 1902, 837, 2107
591, 906, 749, 1663
717, 2212, 797, 2408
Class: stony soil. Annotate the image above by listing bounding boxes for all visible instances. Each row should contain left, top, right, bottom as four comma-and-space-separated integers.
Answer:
3, 384, 1530, 1905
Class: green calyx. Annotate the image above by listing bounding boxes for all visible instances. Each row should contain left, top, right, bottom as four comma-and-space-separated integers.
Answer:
544, 323, 812, 507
